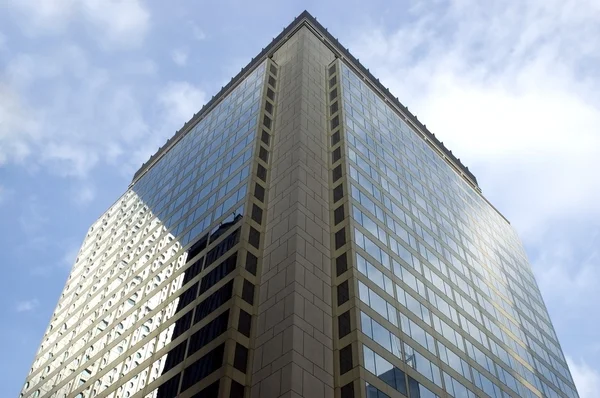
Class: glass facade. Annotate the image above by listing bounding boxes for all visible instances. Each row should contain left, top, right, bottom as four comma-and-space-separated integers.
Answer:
338, 62, 577, 398
20, 62, 266, 398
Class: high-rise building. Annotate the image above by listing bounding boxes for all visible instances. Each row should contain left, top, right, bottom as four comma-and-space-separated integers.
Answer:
20, 11, 578, 398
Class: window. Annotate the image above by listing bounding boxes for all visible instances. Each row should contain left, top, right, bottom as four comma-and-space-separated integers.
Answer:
248, 227, 260, 249
245, 252, 258, 275
261, 130, 270, 145
259, 147, 269, 163
193, 281, 233, 324
266, 88, 275, 101
180, 344, 224, 391
335, 228, 346, 249
338, 311, 351, 338
331, 115, 340, 130
251, 204, 263, 224
263, 115, 272, 129
333, 184, 343, 202
163, 341, 187, 372
187, 310, 229, 357
172, 310, 193, 339
182, 257, 204, 285
329, 76, 337, 87
339, 344, 353, 374
268, 76, 276, 88
238, 309, 252, 337
229, 380, 245, 398
332, 146, 341, 162
328, 64, 336, 76
336, 253, 348, 276
341, 382, 354, 398
254, 183, 265, 202
191, 381, 220, 398
270, 64, 278, 76
188, 234, 208, 260
332, 131, 340, 145
265, 101, 273, 115
330, 88, 338, 101
157, 373, 181, 398
233, 343, 248, 372
337, 280, 349, 305
256, 164, 267, 181
242, 280, 255, 305
333, 165, 342, 182
334, 205, 344, 225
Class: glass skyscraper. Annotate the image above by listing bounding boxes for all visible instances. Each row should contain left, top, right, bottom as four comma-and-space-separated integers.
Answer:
20, 11, 578, 398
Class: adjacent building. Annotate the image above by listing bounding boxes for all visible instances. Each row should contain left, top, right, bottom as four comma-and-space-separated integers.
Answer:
20, 11, 579, 398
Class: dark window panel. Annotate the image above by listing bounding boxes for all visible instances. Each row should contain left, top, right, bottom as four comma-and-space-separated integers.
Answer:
261, 130, 271, 145
205, 229, 240, 270
187, 310, 229, 357
337, 280, 349, 305
265, 101, 273, 115
263, 115, 272, 129
172, 310, 194, 339
340, 382, 354, 398
330, 101, 339, 115
332, 146, 341, 162
176, 282, 199, 313
338, 311, 351, 338
329, 88, 338, 101
245, 252, 258, 275
335, 228, 346, 249
248, 227, 260, 249
162, 341, 187, 373
156, 372, 181, 398
257, 164, 267, 181
336, 253, 348, 276
241, 280, 255, 305
233, 343, 249, 373
339, 344, 353, 374
251, 204, 263, 225
254, 183, 265, 202
328, 64, 336, 76
259, 147, 269, 163
333, 184, 343, 202
191, 380, 220, 398
329, 76, 337, 87
270, 64, 278, 76
229, 380, 245, 398
188, 234, 208, 260
332, 131, 340, 145
331, 115, 339, 130
334, 205, 344, 225
267, 88, 275, 101
180, 343, 225, 392
199, 253, 237, 295
268, 76, 276, 87
238, 309, 252, 337
183, 257, 205, 285
194, 281, 234, 324
333, 165, 342, 182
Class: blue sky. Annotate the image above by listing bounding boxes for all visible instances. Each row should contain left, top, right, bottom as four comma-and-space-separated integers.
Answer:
1, 0, 599, 396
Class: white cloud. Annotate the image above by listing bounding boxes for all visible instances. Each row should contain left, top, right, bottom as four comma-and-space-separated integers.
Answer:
6, 0, 150, 48
72, 183, 96, 205
159, 81, 207, 127
567, 357, 600, 398
191, 23, 207, 41
171, 48, 189, 66
16, 299, 39, 313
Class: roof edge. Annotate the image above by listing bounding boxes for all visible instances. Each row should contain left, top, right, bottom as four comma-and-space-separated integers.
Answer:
131, 10, 478, 190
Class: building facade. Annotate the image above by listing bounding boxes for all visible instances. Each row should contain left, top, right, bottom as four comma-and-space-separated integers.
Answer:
21, 11, 578, 398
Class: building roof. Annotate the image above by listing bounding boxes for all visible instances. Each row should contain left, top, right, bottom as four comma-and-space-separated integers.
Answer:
131, 11, 478, 189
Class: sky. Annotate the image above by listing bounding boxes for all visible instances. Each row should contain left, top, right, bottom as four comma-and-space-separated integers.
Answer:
0, 0, 599, 396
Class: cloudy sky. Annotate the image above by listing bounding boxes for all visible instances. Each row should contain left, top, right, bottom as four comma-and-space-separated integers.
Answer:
1, 0, 599, 396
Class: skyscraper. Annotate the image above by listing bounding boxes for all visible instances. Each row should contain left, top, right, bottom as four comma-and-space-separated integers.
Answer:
20, 10, 578, 398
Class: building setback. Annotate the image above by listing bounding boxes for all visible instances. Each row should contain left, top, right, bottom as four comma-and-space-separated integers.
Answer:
21, 11, 579, 398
